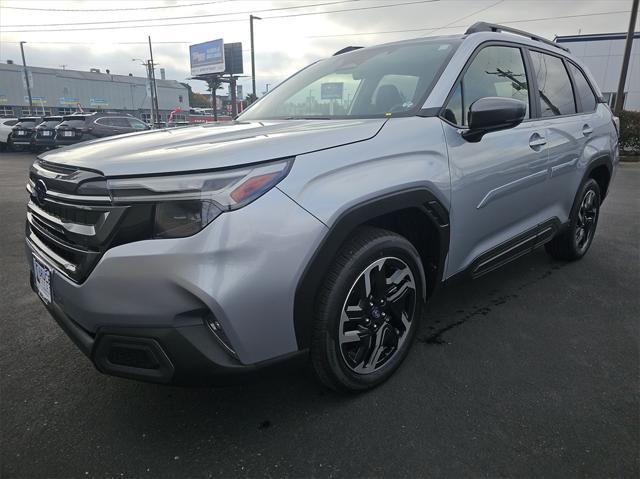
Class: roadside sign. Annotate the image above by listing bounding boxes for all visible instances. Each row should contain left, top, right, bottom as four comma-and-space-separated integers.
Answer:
321, 82, 344, 100
59, 97, 80, 105
190, 39, 225, 76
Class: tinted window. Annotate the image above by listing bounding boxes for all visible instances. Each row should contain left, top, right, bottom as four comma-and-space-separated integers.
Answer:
16, 121, 36, 128
111, 117, 131, 127
568, 63, 597, 112
40, 120, 61, 128
128, 118, 148, 129
4, 120, 18, 126
95, 118, 114, 126
446, 46, 529, 126
60, 119, 86, 128
530, 51, 576, 117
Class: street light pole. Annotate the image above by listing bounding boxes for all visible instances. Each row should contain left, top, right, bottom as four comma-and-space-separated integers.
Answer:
250, 14, 261, 97
19, 41, 33, 115
614, 0, 639, 114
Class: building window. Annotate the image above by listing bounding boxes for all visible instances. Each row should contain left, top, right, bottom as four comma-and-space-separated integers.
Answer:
0, 106, 14, 117
179, 95, 183, 103
21, 108, 33, 116
57, 107, 78, 115
140, 112, 152, 123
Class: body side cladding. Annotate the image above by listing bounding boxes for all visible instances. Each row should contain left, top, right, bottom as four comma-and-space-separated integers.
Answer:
584, 154, 613, 201
293, 188, 450, 350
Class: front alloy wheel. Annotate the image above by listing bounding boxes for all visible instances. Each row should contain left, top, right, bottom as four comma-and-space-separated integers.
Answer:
311, 227, 424, 392
339, 257, 416, 374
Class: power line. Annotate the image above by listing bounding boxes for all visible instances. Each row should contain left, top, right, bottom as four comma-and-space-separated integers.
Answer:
2, 0, 363, 28
0, 0, 439, 32
307, 9, 632, 37
0, 0, 232, 12
428, 0, 504, 36
0, 8, 629, 38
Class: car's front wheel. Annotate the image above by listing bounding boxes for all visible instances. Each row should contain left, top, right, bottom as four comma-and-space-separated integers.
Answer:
311, 227, 425, 392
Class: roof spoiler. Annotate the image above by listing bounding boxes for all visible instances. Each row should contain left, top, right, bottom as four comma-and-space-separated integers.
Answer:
333, 46, 364, 56
465, 22, 570, 52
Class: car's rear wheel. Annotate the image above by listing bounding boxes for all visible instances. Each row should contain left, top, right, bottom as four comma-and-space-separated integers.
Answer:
311, 227, 424, 392
545, 178, 601, 261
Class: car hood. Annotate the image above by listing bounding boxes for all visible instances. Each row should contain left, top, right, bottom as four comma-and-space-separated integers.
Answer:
40, 119, 387, 176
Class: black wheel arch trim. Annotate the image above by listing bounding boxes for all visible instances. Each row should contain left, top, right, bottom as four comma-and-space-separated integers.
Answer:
583, 154, 613, 200
293, 187, 450, 350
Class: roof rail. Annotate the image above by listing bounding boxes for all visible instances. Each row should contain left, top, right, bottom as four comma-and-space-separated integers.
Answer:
333, 46, 363, 56
465, 22, 570, 52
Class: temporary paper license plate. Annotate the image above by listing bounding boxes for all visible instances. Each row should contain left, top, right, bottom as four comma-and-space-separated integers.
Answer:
63, 131, 74, 137
33, 257, 52, 304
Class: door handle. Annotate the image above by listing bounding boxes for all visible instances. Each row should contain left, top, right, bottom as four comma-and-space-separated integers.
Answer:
529, 133, 547, 149
582, 124, 594, 136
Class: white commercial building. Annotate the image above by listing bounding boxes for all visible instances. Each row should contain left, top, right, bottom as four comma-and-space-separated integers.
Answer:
555, 32, 639, 111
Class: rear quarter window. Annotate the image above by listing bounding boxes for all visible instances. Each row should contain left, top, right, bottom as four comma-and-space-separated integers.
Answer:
568, 63, 597, 112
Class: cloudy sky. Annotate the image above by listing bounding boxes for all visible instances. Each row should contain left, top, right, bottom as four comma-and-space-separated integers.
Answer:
0, 0, 636, 97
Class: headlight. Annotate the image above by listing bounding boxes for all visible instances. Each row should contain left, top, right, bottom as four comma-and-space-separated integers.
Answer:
106, 158, 293, 239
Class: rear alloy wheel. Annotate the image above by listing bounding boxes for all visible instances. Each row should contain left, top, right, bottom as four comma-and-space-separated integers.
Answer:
545, 178, 601, 261
311, 227, 424, 392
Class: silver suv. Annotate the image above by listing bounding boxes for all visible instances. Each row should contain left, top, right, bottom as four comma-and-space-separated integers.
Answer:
26, 23, 618, 391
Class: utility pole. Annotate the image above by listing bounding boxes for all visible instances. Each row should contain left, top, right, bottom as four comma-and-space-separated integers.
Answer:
19, 41, 33, 115
146, 61, 156, 127
148, 36, 161, 126
250, 14, 261, 97
614, 0, 639, 114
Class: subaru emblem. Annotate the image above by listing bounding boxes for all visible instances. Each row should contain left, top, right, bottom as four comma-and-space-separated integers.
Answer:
34, 179, 47, 205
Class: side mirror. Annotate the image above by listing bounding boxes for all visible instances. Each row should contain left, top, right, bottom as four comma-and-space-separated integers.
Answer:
462, 97, 527, 142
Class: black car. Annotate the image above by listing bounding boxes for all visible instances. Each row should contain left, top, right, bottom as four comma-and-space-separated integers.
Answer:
32, 116, 63, 150
8, 117, 42, 150
54, 112, 150, 146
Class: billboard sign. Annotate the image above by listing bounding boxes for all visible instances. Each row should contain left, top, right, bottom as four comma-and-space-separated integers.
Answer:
190, 39, 225, 76
321, 82, 344, 100
223, 42, 243, 75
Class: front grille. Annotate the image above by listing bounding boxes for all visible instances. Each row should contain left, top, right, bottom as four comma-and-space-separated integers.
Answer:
26, 161, 127, 283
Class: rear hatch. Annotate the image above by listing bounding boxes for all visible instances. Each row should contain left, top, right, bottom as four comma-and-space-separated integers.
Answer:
55, 116, 89, 141
12, 118, 40, 142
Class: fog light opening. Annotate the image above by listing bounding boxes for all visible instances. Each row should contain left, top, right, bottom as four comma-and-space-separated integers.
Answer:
204, 313, 238, 360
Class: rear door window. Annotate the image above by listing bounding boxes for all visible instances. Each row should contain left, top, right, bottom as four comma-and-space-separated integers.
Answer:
529, 51, 576, 117
567, 63, 597, 113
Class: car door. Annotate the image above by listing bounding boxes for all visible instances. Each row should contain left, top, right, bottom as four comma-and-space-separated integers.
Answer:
528, 50, 583, 222
442, 44, 551, 277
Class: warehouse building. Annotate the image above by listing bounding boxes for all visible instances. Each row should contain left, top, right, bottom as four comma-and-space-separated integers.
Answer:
0, 62, 189, 121
555, 32, 640, 111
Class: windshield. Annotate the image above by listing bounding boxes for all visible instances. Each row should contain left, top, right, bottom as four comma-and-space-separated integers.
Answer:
239, 39, 459, 121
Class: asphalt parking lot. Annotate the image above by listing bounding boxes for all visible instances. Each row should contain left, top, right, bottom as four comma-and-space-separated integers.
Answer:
1, 151, 638, 478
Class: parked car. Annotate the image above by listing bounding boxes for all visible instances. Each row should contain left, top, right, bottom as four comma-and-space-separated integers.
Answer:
26, 23, 618, 391
32, 116, 63, 151
8, 117, 41, 150
54, 112, 150, 146
0, 117, 19, 151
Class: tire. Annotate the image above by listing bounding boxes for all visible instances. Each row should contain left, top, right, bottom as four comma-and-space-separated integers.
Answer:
545, 178, 601, 261
311, 226, 425, 392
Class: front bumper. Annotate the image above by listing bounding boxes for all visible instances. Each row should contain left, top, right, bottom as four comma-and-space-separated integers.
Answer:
25, 187, 326, 384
